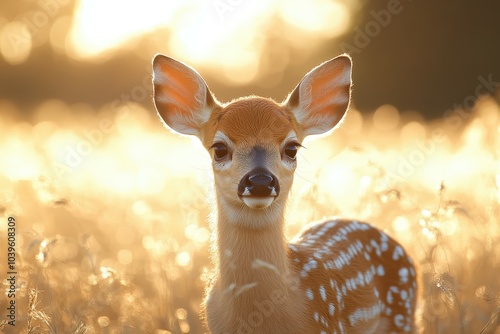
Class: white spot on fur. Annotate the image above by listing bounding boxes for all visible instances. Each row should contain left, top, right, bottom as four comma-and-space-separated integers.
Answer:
252, 259, 281, 276
225, 283, 236, 294
387, 290, 393, 304
394, 314, 404, 327
329, 303, 335, 316
301, 258, 318, 278
393, 246, 404, 260
306, 288, 314, 300
377, 264, 385, 276
348, 303, 384, 326
399, 267, 409, 283
234, 282, 258, 297
319, 285, 327, 301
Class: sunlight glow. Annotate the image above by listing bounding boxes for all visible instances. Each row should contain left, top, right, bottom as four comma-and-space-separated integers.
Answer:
118, 249, 133, 265
279, 0, 350, 36
359, 175, 372, 189
400, 121, 426, 146
97, 316, 111, 328
50, 16, 72, 53
318, 161, 358, 209
392, 216, 410, 232
373, 104, 400, 131
100, 266, 117, 279
69, 0, 352, 82
0, 21, 32, 64
440, 219, 458, 236
136, 166, 167, 194
2, 137, 40, 180
132, 200, 151, 216
176, 251, 192, 267
496, 172, 500, 204
185, 224, 210, 245
68, 0, 177, 58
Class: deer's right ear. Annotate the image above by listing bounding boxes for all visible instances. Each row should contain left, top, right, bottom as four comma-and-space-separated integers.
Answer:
284, 55, 352, 137
152, 54, 219, 137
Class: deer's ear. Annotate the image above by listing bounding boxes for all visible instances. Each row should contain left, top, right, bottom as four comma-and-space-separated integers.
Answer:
284, 55, 352, 137
152, 54, 219, 137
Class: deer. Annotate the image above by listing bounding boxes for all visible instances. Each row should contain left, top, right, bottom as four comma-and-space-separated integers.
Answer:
152, 54, 417, 334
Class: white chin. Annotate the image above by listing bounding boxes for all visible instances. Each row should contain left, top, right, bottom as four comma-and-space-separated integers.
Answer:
241, 196, 275, 209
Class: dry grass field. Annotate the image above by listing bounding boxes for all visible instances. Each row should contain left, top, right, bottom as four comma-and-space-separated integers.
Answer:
1, 96, 499, 333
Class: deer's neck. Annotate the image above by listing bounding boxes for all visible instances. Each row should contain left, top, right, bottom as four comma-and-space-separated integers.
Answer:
216, 207, 290, 292
206, 204, 307, 333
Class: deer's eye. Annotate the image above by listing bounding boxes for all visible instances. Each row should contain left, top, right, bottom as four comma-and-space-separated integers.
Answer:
211, 143, 229, 161
284, 142, 299, 160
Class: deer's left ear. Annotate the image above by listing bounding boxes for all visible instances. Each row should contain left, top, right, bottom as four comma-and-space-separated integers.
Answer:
284, 55, 352, 137
152, 54, 219, 137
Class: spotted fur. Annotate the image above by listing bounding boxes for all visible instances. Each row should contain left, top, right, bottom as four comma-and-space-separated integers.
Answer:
289, 219, 417, 333
152, 54, 418, 334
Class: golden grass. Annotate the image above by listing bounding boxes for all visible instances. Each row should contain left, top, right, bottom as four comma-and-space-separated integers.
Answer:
0, 97, 499, 333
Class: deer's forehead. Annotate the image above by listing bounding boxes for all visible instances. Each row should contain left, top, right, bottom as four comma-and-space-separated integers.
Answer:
208, 98, 298, 146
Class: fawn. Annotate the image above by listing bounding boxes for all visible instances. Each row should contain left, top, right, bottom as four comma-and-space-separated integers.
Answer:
152, 54, 417, 333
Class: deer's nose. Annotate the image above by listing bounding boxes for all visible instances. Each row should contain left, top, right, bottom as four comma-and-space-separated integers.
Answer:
238, 167, 280, 198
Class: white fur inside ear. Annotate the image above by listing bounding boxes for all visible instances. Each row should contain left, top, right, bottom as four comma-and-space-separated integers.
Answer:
164, 112, 205, 136
298, 62, 350, 112
153, 56, 213, 136
153, 63, 208, 111
152, 65, 169, 85
299, 112, 343, 136
289, 56, 352, 137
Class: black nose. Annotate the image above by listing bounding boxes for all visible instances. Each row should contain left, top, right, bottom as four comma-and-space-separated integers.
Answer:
238, 167, 280, 197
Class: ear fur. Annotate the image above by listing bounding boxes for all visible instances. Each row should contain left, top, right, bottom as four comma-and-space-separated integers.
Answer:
284, 55, 352, 137
152, 54, 219, 137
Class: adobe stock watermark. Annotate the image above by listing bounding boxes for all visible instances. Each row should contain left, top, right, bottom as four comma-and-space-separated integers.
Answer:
340, 0, 410, 55
223, 275, 301, 334
7, 0, 70, 52
53, 71, 153, 176
388, 129, 446, 181
230, 288, 285, 334
388, 73, 499, 181
213, 0, 244, 21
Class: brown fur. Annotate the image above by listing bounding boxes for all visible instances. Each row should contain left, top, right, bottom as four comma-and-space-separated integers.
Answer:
152, 54, 417, 333
201, 97, 303, 149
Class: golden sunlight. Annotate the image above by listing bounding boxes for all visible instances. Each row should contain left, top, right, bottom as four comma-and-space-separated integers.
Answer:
0, 21, 32, 65
1, 92, 500, 332
68, 0, 176, 58
497, 171, 500, 204
69, 0, 351, 82
2, 0, 500, 331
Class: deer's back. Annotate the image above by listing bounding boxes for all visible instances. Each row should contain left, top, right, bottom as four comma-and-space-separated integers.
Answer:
288, 219, 417, 333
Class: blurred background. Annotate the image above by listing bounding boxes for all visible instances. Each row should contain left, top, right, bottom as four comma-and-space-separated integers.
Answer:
1, 0, 499, 116
1, 0, 500, 333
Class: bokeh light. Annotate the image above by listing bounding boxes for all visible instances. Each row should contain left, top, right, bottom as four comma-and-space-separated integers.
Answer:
1, 94, 500, 332
0, 21, 32, 64
64, 0, 352, 83
0, 1, 499, 333
373, 104, 400, 131
68, 0, 179, 58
